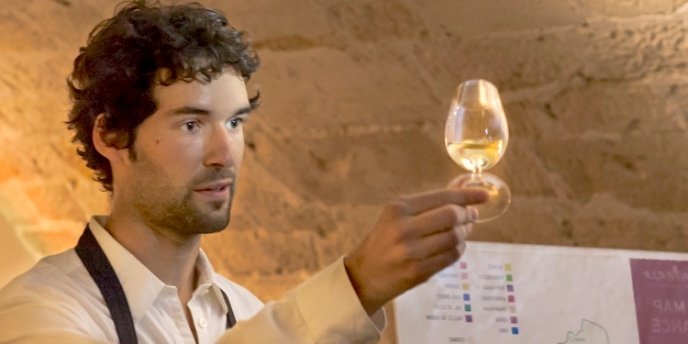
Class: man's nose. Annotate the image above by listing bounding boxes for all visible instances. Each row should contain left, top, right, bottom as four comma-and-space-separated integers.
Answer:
203, 124, 236, 167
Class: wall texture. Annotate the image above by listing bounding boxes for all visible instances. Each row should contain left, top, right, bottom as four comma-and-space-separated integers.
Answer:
1, 1, 687, 334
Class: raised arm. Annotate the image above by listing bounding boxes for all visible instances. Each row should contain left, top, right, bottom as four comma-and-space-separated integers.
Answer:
344, 187, 487, 315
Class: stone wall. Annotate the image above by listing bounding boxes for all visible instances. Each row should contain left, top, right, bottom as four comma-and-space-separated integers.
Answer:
1, 0, 687, 326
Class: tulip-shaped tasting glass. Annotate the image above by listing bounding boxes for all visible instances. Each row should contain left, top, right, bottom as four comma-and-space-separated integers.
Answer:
445, 79, 510, 222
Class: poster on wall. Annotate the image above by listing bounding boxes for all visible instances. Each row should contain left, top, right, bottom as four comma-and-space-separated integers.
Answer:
394, 241, 688, 343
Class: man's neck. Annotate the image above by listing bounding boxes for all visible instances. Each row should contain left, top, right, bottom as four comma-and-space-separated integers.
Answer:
104, 209, 201, 304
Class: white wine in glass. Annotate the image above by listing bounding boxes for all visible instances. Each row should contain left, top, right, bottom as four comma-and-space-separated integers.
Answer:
445, 79, 510, 222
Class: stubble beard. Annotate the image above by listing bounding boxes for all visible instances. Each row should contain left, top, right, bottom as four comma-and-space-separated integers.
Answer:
131, 165, 237, 239
135, 182, 235, 238
125, 138, 239, 240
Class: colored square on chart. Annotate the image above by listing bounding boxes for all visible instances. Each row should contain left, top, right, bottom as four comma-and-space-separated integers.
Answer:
461, 273, 469, 280
506, 274, 513, 282
511, 327, 519, 335
509, 306, 517, 313
464, 304, 472, 312
507, 284, 514, 292
462, 283, 470, 290
465, 315, 473, 323
460, 262, 468, 269
511, 316, 518, 324
504, 264, 512, 271
508, 295, 515, 303
463, 293, 470, 301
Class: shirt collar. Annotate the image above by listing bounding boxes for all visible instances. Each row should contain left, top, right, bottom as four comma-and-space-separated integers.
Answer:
195, 249, 229, 314
87, 216, 227, 322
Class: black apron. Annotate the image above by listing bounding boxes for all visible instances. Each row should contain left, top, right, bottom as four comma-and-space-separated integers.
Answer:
75, 226, 236, 343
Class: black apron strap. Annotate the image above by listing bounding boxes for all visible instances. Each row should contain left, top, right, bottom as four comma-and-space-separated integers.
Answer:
75, 224, 238, 340
75, 225, 138, 344
220, 288, 237, 329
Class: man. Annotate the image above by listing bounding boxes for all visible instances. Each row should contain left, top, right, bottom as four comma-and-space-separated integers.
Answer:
0, 1, 487, 343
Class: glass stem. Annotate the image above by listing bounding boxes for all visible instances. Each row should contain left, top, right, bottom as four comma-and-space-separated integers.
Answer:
470, 157, 484, 182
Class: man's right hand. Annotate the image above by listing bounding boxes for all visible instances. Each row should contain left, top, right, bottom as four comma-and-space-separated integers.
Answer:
343, 187, 488, 315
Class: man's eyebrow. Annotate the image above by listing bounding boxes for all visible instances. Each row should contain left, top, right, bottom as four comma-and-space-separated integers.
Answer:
233, 106, 252, 116
170, 105, 253, 116
171, 106, 211, 115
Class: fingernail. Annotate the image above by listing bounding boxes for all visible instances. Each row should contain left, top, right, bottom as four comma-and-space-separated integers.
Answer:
469, 208, 478, 222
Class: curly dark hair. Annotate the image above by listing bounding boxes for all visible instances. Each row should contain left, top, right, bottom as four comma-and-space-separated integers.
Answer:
66, 0, 260, 192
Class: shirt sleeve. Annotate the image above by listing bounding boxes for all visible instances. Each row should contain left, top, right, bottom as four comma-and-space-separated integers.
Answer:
217, 257, 386, 343
0, 297, 110, 344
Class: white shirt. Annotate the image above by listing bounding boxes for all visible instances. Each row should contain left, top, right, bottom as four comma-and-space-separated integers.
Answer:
0, 217, 384, 343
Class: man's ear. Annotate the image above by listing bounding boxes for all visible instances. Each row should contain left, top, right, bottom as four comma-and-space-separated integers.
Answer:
92, 114, 130, 164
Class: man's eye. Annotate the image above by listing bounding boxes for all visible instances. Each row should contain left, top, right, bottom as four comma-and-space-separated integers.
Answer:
227, 117, 245, 129
182, 120, 201, 132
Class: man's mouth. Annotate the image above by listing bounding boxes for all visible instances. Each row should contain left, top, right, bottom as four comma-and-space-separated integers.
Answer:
198, 185, 229, 192
195, 180, 232, 200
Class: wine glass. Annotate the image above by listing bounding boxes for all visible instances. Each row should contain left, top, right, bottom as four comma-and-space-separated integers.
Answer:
444, 79, 510, 222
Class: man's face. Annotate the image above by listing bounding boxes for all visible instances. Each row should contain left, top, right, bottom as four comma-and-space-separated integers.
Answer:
118, 69, 251, 238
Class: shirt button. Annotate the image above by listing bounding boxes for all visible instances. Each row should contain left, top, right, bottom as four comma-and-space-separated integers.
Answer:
198, 318, 208, 329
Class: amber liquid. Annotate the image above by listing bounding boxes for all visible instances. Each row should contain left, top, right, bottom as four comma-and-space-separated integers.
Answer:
446, 140, 505, 171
